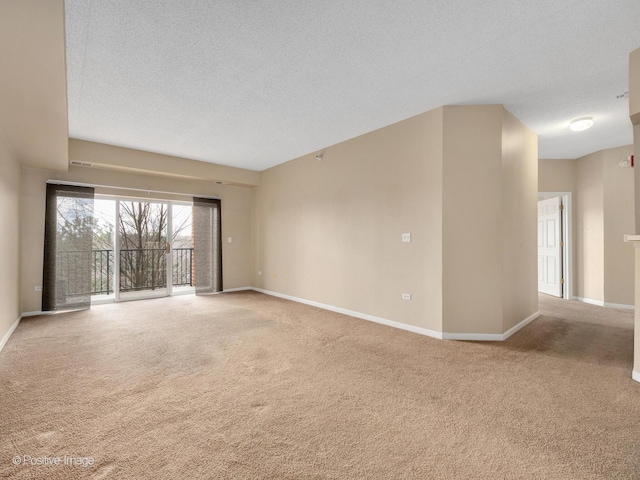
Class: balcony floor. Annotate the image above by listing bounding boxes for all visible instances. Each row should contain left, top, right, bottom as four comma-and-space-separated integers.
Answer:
91, 285, 195, 304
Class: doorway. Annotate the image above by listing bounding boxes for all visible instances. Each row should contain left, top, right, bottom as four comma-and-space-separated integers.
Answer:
537, 192, 572, 300
92, 197, 195, 303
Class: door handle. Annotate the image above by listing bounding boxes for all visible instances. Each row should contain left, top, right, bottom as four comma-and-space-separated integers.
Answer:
166, 242, 171, 254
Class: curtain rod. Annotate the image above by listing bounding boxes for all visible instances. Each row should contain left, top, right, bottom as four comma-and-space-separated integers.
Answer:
45, 180, 221, 200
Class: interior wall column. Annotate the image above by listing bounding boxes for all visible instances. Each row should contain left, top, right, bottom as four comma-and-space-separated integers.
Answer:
627, 47, 640, 382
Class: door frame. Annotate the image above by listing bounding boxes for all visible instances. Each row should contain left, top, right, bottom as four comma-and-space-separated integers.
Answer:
538, 191, 572, 300
115, 197, 171, 303
91, 195, 196, 304
169, 200, 197, 297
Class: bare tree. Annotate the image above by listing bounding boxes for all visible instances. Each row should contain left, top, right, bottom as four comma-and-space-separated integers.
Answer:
118, 202, 192, 291
118, 202, 167, 291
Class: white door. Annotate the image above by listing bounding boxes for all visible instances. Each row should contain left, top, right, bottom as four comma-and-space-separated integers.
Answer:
538, 197, 563, 297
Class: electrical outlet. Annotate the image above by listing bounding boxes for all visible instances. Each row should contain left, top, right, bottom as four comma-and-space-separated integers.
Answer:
258, 271, 262, 276
227, 237, 232, 243
402, 233, 411, 243
402, 293, 412, 300
35, 286, 42, 292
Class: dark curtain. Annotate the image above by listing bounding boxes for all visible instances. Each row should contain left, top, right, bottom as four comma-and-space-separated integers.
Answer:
42, 184, 95, 311
193, 197, 222, 294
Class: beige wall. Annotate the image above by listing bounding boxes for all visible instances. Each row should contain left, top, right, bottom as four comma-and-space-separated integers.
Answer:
70, 140, 260, 187
538, 159, 578, 297
0, 0, 68, 170
630, 47, 640, 377
441, 106, 503, 334
254, 108, 445, 332
21, 163, 253, 313
576, 151, 605, 302
540, 148, 635, 306
0, 132, 22, 344
256, 105, 538, 336
602, 145, 635, 305
636, 124, 640, 233
500, 108, 539, 331
635, 245, 640, 376
630, 48, 640, 125
441, 106, 537, 334
538, 159, 576, 193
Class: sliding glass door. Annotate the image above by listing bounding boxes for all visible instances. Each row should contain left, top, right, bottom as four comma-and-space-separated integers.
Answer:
90, 198, 199, 303
117, 200, 169, 300
171, 203, 195, 295
92, 198, 115, 299
44, 186, 222, 309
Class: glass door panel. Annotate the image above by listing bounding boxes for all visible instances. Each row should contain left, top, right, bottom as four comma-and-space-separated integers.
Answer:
91, 198, 116, 302
118, 200, 169, 300
171, 203, 195, 295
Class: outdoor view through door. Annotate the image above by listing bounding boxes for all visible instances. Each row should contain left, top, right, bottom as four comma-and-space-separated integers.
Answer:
118, 201, 169, 299
42, 185, 222, 311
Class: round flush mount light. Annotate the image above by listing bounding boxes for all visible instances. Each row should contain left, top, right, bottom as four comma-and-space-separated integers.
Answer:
618, 158, 631, 168
618, 155, 634, 168
569, 117, 594, 132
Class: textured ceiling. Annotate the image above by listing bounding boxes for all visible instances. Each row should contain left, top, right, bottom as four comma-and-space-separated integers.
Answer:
66, 0, 640, 171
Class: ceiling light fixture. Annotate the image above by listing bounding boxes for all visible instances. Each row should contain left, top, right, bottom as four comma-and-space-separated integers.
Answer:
618, 155, 634, 168
569, 117, 594, 132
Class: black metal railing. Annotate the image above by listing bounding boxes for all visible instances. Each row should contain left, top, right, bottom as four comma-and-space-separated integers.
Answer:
119, 248, 167, 292
56, 248, 194, 296
172, 247, 193, 287
93, 249, 112, 294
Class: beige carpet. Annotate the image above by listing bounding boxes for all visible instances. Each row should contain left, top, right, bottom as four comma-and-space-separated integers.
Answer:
0, 292, 638, 479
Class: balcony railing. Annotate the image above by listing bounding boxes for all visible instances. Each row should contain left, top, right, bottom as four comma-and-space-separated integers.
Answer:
56, 248, 194, 296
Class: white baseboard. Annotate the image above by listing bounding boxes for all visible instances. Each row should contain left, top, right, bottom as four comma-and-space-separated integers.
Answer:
222, 287, 253, 293
633, 371, 640, 384
574, 297, 634, 310
12, 291, 539, 345
574, 297, 605, 307
442, 332, 503, 341
0, 316, 21, 354
603, 302, 635, 310
252, 288, 539, 342
253, 288, 444, 340
502, 311, 540, 340
170, 290, 195, 297
91, 297, 115, 305
20, 311, 45, 317
442, 311, 540, 341
502, 311, 541, 339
